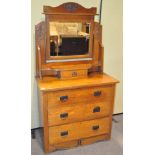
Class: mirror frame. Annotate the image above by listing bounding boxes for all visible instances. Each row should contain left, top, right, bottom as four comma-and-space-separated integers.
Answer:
43, 3, 97, 62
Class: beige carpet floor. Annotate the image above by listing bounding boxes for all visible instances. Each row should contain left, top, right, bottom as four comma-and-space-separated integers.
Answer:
31, 114, 123, 155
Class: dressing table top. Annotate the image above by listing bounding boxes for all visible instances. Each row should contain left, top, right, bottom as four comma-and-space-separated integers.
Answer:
37, 73, 119, 92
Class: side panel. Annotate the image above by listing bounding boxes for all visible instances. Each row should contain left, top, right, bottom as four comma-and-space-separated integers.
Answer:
35, 22, 45, 78
38, 91, 49, 152
89, 22, 104, 73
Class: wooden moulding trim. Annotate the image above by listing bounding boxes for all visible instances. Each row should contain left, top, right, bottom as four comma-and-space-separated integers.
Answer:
39, 83, 118, 92
38, 46, 42, 79
46, 58, 92, 63
43, 13, 98, 16
42, 60, 94, 68
48, 133, 109, 150
47, 54, 91, 61
49, 64, 92, 71
43, 2, 97, 15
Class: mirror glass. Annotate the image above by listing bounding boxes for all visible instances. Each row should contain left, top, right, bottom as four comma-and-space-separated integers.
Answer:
49, 22, 91, 56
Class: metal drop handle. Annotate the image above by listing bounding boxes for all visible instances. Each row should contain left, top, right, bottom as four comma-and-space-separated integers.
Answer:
92, 125, 99, 130
94, 91, 102, 97
60, 113, 68, 118
60, 131, 68, 136
93, 106, 100, 113
60, 96, 68, 102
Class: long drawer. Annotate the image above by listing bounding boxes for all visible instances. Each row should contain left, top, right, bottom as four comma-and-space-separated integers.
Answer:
49, 117, 110, 145
48, 85, 114, 108
48, 102, 111, 126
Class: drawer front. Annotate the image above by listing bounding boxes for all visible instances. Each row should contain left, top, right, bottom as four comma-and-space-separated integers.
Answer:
48, 85, 114, 108
49, 117, 110, 145
58, 69, 88, 79
48, 102, 111, 126
84, 102, 111, 120
48, 105, 83, 126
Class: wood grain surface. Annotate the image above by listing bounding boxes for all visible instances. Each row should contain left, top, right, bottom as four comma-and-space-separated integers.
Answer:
37, 73, 119, 91
49, 117, 110, 145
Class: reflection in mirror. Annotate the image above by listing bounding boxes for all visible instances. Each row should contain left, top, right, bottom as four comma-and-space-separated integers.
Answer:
49, 22, 90, 56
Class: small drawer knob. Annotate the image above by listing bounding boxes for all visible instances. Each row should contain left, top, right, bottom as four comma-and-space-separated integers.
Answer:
94, 91, 102, 97
93, 106, 100, 113
60, 113, 68, 119
60, 96, 68, 102
92, 125, 99, 130
60, 131, 68, 137
72, 71, 77, 77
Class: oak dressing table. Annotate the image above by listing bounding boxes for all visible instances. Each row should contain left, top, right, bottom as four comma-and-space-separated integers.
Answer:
35, 2, 119, 153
